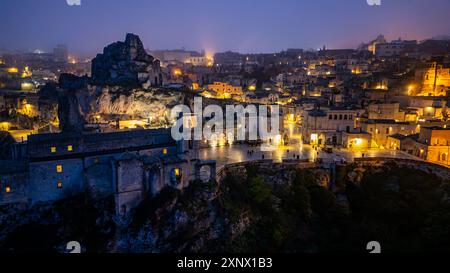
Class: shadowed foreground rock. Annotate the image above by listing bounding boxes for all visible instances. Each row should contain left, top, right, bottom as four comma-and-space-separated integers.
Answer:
1, 162, 449, 253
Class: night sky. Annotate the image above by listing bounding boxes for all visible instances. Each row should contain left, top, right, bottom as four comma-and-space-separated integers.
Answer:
1, 0, 450, 55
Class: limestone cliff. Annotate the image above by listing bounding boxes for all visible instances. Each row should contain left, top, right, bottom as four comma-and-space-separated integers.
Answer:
57, 86, 189, 131
91, 33, 162, 87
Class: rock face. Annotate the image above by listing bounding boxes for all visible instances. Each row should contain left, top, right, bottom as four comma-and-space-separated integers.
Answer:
57, 85, 189, 132
91, 33, 163, 87
59, 73, 89, 90
58, 90, 86, 132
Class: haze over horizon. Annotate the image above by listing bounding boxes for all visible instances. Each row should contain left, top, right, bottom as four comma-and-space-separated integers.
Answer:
1, 0, 450, 56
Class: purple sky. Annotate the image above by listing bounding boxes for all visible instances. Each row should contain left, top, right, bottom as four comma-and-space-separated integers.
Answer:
1, 0, 450, 55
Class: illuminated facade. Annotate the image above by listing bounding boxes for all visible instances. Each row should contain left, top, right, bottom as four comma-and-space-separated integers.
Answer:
393, 127, 450, 166
415, 62, 450, 96
361, 120, 419, 148
302, 107, 362, 146
367, 103, 406, 121
0, 129, 216, 216
206, 82, 243, 100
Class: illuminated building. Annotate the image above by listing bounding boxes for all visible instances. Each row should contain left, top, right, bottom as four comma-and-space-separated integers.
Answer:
374, 39, 417, 57
415, 62, 450, 96
206, 82, 243, 100
21, 66, 32, 78
6, 67, 19, 73
53, 44, 69, 63
172, 68, 182, 76
361, 120, 420, 148
390, 127, 450, 166
361, 35, 386, 55
21, 82, 35, 91
367, 103, 406, 121
149, 49, 213, 67
342, 132, 372, 150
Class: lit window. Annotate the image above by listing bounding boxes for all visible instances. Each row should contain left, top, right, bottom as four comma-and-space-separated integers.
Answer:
57, 181, 63, 189
56, 165, 63, 173
51, 147, 57, 153
163, 149, 168, 155
174, 168, 181, 177
67, 145, 73, 152
5, 186, 11, 193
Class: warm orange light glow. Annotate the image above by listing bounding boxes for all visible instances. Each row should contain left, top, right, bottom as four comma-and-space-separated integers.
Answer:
51, 147, 57, 153
163, 148, 168, 155
0, 122, 10, 131
7, 67, 19, 73
5, 186, 11, 193
174, 168, 181, 176
56, 165, 63, 173
353, 138, 362, 146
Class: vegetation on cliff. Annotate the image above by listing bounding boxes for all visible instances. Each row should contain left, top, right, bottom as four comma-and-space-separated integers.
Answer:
0, 162, 449, 253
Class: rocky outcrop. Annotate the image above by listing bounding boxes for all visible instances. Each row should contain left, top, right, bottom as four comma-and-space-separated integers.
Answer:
58, 90, 86, 132
0, 132, 15, 159
91, 33, 162, 87
57, 86, 187, 131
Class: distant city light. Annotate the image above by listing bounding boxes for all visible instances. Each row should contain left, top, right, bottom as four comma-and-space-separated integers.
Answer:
7, 67, 19, 73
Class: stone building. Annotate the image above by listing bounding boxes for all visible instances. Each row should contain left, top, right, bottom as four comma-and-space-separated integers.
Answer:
415, 62, 450, 96
0, 129, 216, 216
388, 126, 450, 166
361, 119, 419, 148
91, 33, 163, 88
301, 106, 363, 146
206, 82, 243, 100
367, 103, 406, 121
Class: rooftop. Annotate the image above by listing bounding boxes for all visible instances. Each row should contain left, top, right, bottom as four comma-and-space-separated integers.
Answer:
28, 128, 173, 144
366, 119, 411, 125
